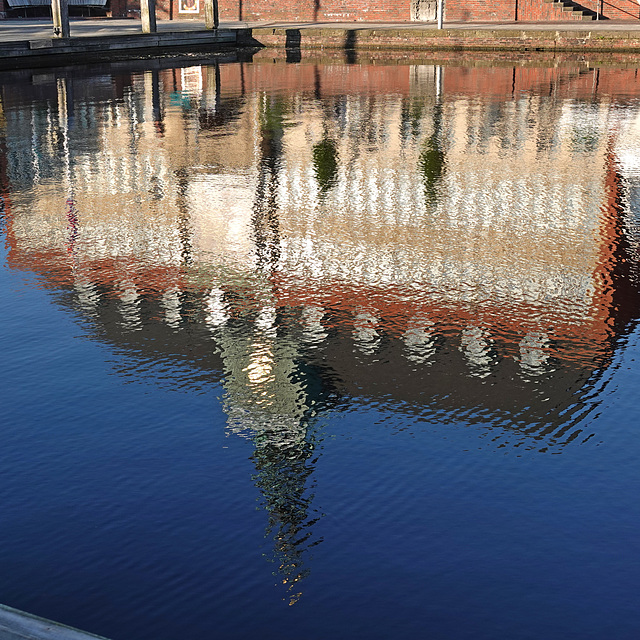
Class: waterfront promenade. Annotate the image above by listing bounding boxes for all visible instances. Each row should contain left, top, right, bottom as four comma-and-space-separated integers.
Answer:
2, 17, 640, 68
2, 16, 640, 42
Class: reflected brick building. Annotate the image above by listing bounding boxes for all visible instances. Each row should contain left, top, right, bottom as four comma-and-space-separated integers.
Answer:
4, 58, 640, 601
2, 59, 640, 449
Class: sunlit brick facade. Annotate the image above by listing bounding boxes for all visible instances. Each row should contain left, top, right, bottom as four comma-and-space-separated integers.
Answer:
2, 0, 638, 21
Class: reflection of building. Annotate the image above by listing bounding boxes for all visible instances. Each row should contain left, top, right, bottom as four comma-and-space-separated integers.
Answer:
3, 59, 640, 597
4, 60, 640, 430
5, 62, 640, 406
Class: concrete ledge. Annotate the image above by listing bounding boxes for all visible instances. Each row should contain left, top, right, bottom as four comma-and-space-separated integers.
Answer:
0, 604, 110, 640
29, 39, 53, 49
248, 26, 640, 52
4, 22, 640, 68
246, 45, 640, 67
0, 29, 239, 69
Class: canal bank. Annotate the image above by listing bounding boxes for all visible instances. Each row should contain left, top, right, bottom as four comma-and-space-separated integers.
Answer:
4, 19, 640, 68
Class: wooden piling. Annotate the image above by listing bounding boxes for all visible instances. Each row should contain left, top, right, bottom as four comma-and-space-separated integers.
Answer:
140, 0, 157, 34
51, 0, 70, 38
204, 0, 219, 29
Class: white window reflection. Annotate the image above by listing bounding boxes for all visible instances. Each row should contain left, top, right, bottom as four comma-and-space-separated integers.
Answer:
161, 287, 181, 329
403, 316, 437, 364
205, 287, 228, 330
301, 305, 328, 347
518, 331, 550, 376
255, 305, 277, 334
118, 283, 141, 329
460, 326, 496, 378
353, 309, 381, 355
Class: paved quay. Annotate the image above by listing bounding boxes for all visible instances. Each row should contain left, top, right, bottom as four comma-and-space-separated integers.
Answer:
2, 17, 640, 69
2, 16, 640, 42
0, 604, 110, 640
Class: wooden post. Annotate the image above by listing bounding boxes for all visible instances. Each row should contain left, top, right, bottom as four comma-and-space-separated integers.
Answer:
204, 0, 219, 29
140, 0, 157, 34
51, 0, 70, 38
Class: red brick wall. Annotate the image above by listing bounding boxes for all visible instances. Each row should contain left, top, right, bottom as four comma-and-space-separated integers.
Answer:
117, 0, 184, 20
0, 0, 9, 17
108, 0, 128, 17
518, 0, 587, 20
518, 0, 640, 21
110, 0, 640, 23
441, 0, 640, 22
107, 0, 640, 23
599, 0, 640, 19
141, 0, 412, 23
445, 0, 516, 21
217, 0, 411, 21
156, 0, 173, 19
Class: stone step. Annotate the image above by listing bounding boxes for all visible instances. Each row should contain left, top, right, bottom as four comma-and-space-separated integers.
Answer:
541, 0, 598, 18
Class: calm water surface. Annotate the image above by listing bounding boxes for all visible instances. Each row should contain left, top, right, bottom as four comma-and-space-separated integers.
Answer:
1, 55, 640, 639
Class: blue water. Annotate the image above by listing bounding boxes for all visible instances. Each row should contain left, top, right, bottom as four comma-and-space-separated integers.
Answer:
1, 57, 640, 639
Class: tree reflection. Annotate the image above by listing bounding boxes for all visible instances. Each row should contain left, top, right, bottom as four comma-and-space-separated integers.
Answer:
419, 93, 445, 205
251, 419, 323, 606
312, 137, 339, 196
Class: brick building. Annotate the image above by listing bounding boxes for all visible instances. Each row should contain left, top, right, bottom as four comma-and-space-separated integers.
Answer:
1, 0, 639, 22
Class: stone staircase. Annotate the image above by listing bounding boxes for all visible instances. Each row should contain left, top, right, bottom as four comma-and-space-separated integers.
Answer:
543, 0, 600, 19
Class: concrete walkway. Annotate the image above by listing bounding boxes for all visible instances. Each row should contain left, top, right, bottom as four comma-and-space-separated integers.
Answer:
2, 16, 640, 68
0, 604, 110, 640
1, 17, 640, 42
